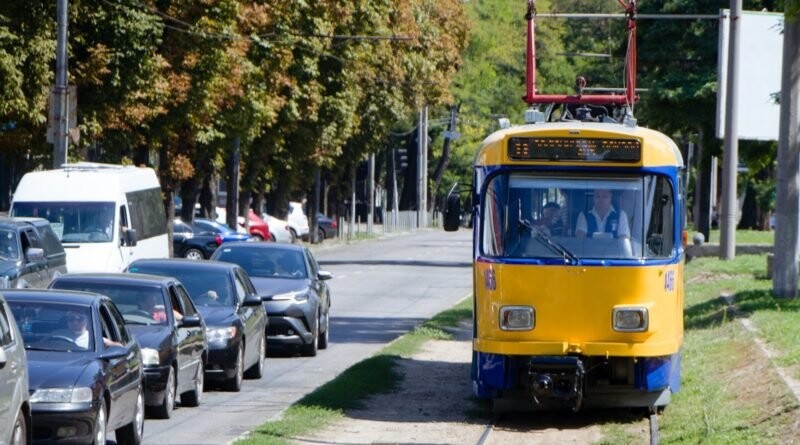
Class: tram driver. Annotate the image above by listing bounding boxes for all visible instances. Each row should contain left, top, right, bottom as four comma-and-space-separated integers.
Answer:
575, 188, 630, 240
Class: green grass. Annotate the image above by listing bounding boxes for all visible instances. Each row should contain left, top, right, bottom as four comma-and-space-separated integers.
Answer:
236, 297, 473, 445
645, 254, 800, 444
706, 229, 773, 244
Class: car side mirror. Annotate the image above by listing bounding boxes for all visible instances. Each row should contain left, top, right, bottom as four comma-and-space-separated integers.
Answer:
179, 314, 202, 328
99, 345, 129, 360
317, 270, 334, 281
243, 294, 262, 307
124, 228, 138, 247
24, 247, 45, 263
0, 347, 7, 369
443, 192, 462, 232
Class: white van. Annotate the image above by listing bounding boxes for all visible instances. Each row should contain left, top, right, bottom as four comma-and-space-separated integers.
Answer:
10, 162, 168, 272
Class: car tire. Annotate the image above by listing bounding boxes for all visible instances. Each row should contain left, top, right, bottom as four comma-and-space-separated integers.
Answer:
251, 234, 263, 242
152, 367, 176, 419
289, 228, 298, 244
224, 345, 244, 392
184, 248, 204, 260
92, 398, 107, 445
116, 386, 144, 445
180, 361, 204, 407
244, 335, 265, 379
318, 310, 329, 350
10, 408, 27, 445
317, 228, 326, 242
269, 233, 277, 242
301, 315, 319, 357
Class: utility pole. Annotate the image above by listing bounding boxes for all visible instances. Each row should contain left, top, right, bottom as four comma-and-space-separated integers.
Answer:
52, 0, 69, 168
773, 8, 800, 298
226, 137, 241, 230
417, 106, 428, 227
719, 0, 741, 260
367, 153, 375, 234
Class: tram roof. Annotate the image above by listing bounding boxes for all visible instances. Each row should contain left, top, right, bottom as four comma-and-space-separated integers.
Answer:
474, 121, 684, 169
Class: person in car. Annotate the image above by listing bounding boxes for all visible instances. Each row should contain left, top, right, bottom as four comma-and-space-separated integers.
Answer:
54, 310, 121, 348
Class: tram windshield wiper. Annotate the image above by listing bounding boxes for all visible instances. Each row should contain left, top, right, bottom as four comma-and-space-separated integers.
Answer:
518, 218, 579, 264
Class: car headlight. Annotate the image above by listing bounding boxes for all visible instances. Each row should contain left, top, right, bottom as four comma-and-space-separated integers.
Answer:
141, 348, 160, 366
31, 387, 93, 404
206, 326, 237, 342
612, 307, 649, 332
499, 306, 534, 331
271, 290, 309, 302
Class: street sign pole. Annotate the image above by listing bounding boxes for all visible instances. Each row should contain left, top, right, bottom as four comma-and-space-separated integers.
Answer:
53, 0, 69, 168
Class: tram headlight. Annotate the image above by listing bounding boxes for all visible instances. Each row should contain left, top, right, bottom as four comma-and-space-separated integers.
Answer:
612, 307, 649, 332
499, 306, 534, 331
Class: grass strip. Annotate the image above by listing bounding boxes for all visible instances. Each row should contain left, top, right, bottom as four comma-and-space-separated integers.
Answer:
236, 297, 473, 445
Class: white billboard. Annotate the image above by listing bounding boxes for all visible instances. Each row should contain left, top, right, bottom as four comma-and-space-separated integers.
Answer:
716, 9, 783, 141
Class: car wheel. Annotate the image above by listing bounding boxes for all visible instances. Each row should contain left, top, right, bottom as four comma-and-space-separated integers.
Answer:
318, 310, 329, 350
152, 367, 176, 419
289, 228, 298, 244
181, 361, 204, 407
224, 345, 244, 392
301, 315, 319, 357
317, 227, 326, 242
245, 335, 265, 379
269, 233, 277, 242
184, 248, 204, 260
116, 386, 144, 445
10, 409, 26, 445
92, 398, 107, 445
251, 234, 263, 242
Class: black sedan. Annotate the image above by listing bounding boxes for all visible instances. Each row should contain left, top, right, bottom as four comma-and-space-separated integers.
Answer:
173, 219, 223, 260
4, 289, 144, 445
211, 243, 332, 357
126, 259, 267, 391
315, 213, 337, 240
49, 273, 207, 419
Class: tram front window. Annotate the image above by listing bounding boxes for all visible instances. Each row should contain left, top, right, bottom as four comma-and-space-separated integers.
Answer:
481, 173, 675, 261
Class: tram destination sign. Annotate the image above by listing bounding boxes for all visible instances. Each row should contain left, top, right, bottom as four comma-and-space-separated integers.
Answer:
507, 137, 641, 162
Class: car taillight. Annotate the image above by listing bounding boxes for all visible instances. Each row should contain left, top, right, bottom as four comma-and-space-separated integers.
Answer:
215, 235, 223, 245
331, 220, 337, 229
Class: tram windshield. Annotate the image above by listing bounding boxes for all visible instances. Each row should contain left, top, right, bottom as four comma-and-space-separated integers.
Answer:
481, 173, 676, 261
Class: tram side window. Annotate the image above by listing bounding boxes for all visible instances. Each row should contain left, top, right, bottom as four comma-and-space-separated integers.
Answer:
644, 176, 675, 258
482, 175, 508, 257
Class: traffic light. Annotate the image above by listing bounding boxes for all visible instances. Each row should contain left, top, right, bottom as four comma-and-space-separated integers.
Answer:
395, 148, 408, 169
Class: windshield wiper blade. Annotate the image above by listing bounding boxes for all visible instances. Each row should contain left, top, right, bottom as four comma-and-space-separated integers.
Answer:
519, 218, 579, 264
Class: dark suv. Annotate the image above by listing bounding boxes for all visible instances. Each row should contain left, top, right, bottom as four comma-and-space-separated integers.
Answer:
0, 217, 67, 288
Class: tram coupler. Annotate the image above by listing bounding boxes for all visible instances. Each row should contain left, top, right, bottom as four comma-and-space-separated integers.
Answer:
528, 356, 585, 412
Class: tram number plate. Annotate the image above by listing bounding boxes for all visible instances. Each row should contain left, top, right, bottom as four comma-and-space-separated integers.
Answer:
508, 137, 641, 162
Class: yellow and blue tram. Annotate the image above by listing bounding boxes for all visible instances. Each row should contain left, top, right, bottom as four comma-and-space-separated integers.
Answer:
442, 0, 685, 411
445, 122, 685, 411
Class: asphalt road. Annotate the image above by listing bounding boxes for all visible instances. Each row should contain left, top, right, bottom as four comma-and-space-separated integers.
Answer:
136, 228, 473, 444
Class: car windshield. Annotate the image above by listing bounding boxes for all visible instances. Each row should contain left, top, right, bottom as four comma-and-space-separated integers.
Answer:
0, 229, 19, 260
128, 264, 234, 307
215, 247, 308, 279
12, 201, 115, 243
52, 282, 168, 326
482, 173, 677, 261
8, 301, 95, 352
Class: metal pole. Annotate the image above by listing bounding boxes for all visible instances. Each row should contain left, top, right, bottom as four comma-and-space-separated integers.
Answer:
773, 7, 800, 298
417, 108, 424, 225
421, 105, 428, 227
719, 0, 740, 260
53, 0, 69, 168
367, 153, 375, 234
